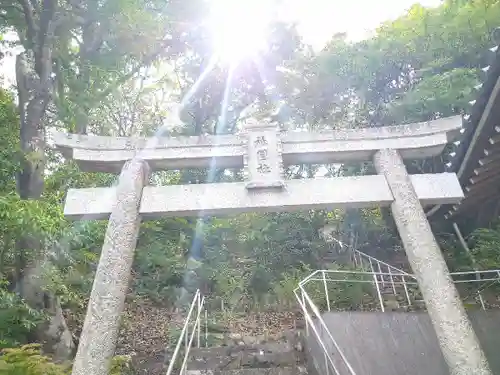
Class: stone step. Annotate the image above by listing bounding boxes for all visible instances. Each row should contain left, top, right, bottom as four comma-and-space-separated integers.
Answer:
190, 346, 240, 358
190, 342, 294, 358
387, 300, 427, 312
379, 285, 419, 292
188, 349, 299, 370
186, 366, 306, 375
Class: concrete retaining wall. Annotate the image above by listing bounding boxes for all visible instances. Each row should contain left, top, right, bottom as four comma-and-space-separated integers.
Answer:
306, 311, 500, 375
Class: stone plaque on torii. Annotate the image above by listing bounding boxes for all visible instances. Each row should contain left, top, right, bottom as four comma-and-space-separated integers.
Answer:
53, 116, 492, 375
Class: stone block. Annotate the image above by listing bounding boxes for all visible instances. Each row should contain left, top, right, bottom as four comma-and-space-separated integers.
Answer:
52, 116, 462, 173
63, 174, 463, 220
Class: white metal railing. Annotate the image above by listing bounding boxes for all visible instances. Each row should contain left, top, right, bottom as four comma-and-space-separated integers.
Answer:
351, 250, 413, 312
294, 274, 358, 375
165, 290, 205, 375
450, 269, 500, 310
295, 267, 500, 375
351, 249, 411, 277
299, 270, 420, 313
351, 249, 500, 311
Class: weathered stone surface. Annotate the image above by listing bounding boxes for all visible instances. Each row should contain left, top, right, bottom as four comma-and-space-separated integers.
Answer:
186, 333, 305, 374
53, 116, 461, 153
188, 351, 298, 370
243, 120, 284, 190
186, 368, 305, 375
63, 173, 463, 220
374, 149, 491, 375
52, 116, 461, 173
187, 342, 301, 371
71, 159, 150, 375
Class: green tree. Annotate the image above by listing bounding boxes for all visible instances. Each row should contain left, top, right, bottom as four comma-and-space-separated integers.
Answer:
0, 0, 199, 359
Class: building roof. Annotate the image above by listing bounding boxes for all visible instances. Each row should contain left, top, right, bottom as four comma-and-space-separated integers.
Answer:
433, 31, 500, 220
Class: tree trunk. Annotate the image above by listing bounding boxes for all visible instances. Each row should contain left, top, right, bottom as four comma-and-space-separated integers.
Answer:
16, 47, 74, 361
16, 262, 74, 360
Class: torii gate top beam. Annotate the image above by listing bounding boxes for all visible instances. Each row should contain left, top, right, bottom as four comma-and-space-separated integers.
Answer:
52, 116, 462, 173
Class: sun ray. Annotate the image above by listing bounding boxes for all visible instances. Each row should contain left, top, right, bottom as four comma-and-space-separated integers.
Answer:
207, 0, 273, 63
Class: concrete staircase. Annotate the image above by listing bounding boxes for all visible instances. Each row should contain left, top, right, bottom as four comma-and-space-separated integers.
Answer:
378, 283, 426, 312
185, 339, 308, 375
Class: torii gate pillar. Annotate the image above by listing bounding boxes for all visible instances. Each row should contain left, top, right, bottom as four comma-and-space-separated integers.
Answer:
71, 159, 150, 375
374, 149, 490, 375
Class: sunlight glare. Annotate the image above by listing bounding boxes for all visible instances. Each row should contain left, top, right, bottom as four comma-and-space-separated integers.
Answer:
208, 0, 272, 63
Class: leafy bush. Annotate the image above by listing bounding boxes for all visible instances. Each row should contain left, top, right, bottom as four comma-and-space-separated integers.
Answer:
470, 224, 500, 269
0, 89, 20, 195
110, 355, 133, 375
133, 238, 185, 304
0, 281, 46, 349
0, 344, 133, 375
0, 344, 69, 375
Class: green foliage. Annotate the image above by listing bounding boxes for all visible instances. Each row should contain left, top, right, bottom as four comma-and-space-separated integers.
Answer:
0, 282, 46, 349
200, 212, 333, 309
0, 193, 65, 278
312, 0, 500, 127
438, 234, 475, 272
132, 219, 191, 303
272, 264, 317, 308
39, 220, 108, 310
0, 345, 66, 375
110, 355, 133, 375
0, 90, 19, 194
470, 224, 500, 269
389, 68, 480, 122
132, 241, 185, 304
0, 344, 131, 375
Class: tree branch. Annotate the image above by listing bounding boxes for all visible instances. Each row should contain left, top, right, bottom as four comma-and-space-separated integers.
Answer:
36, 0, 58, 80
18, 0, 36, 45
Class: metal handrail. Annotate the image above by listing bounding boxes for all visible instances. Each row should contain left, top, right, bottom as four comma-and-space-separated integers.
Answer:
352, 249, 411, 276
294, 286, 357, 375
301, 269, 419, 312
296, 268, 500, 375
351, 250, 500, 310
353, 250, 500, 281
299, 271, 419, 286
450, 269, 500, 280
298, 270, 419, 287
450, 270, 500, 309
165, 290, 205, 375
301, 268, 500, 313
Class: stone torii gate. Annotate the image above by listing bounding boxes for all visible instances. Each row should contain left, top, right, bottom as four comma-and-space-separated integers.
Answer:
53, 116, 492, 375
